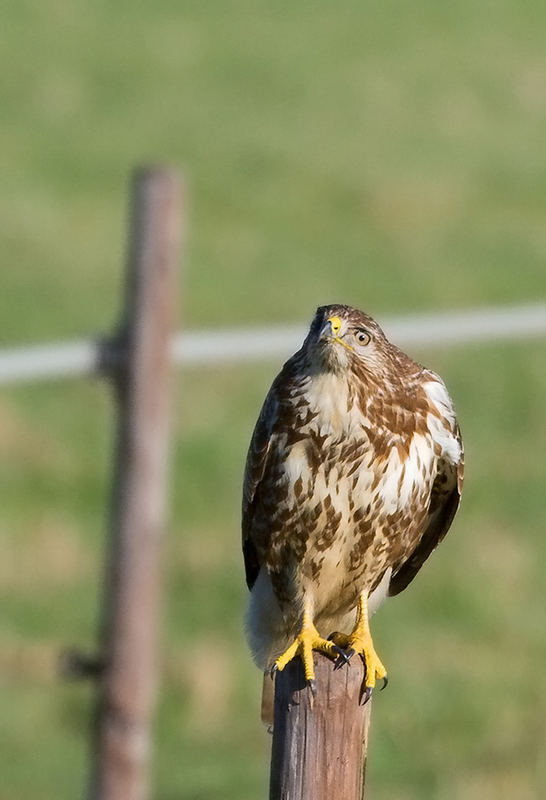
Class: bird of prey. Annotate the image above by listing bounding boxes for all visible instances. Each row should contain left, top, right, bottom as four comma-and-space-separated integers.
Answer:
242, 304, 464, 699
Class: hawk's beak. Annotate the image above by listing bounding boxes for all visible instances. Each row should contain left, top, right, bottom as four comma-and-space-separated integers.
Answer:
320, 316, 354, 352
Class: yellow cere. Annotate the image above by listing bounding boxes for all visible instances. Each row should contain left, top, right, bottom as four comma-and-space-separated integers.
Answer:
327, 316, 354, 353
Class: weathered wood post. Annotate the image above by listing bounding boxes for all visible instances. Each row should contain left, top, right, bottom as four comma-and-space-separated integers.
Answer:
269, 653, 372, 800
88, 166, 184, 800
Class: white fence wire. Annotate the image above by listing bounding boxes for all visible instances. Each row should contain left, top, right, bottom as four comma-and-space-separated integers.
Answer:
1, 302, 545, 386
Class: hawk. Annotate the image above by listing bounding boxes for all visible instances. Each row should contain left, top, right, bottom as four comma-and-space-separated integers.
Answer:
242, 304, 464, 699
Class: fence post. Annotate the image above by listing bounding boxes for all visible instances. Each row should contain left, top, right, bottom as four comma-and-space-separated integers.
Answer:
269, 653, 372, 800
89, 167, 184, 800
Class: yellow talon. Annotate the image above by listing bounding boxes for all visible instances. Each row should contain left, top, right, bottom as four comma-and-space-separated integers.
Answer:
273, 604, 340, 684
330, 593, 387, 689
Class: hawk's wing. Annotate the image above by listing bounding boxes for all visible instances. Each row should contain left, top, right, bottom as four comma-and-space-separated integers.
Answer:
389, 380, 464, 597
242, 388, 279, 590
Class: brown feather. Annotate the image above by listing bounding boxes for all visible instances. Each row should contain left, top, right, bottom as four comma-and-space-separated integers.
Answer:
242, 305, 464, 668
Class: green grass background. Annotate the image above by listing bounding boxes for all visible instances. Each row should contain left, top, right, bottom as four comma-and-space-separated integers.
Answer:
1, 1, 545, 798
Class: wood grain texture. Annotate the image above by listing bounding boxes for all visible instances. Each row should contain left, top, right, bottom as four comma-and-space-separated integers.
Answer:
270, 653, 372, 800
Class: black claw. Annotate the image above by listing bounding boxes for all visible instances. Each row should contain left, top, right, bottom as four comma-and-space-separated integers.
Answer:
362, 686, 373, 705
380, 676, 389, 691
269, 664, 278, 680
308, 678, 317, 697
332, 644, 350, 662
334, 647, 353, 671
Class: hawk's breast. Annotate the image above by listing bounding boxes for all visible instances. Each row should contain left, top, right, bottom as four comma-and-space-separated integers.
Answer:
271, 373, 438, 611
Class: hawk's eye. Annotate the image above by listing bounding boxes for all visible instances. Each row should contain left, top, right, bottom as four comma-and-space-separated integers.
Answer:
354, 329, 371, 346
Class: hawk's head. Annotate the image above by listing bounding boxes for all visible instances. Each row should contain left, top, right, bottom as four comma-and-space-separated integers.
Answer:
304, 304, 392, 375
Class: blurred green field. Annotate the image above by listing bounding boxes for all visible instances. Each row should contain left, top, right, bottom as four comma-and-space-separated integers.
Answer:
1, 1, 546, 798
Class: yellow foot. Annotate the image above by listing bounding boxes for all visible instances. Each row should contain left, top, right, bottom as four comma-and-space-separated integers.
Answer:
330, 630, 387, 690
329, 593, 388, 701
272, 617, 344, 692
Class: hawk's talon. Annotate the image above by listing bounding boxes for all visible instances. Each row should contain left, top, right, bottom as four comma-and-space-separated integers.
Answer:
331, 595, 387, 691
308, 678, 317, 697
331, 643, 350, 662
362, 686, 373, 705
381, 676, 389, 691
272, 608, 342, 685
344, 647, 356, 662
359, 644, 387, 691
333, 648, 352, 670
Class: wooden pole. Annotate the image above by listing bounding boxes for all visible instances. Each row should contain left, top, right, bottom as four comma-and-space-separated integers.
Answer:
269, 653, 372, 800
89, 167, 183, 800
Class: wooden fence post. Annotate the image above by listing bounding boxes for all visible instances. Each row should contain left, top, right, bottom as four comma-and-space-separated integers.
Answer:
269, 653, 372, 800
88, 167, 184, 800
